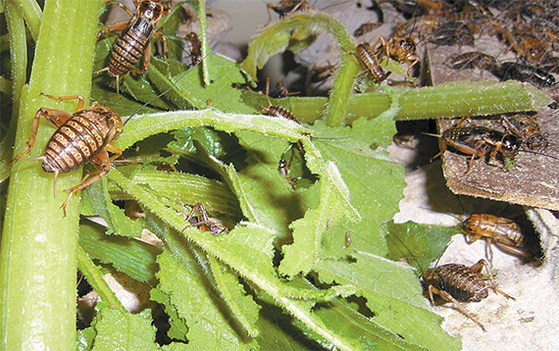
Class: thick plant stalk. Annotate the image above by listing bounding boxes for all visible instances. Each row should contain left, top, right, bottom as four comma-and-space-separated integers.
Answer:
0, 0, 102, 349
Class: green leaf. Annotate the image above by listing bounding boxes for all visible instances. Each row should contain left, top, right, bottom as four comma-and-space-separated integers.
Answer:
85, 177, 144, 237
279, 175, 358, 278
79, 220, 162, 285
168, 127, 244, 164
230, 130, 306, 241
148, 54, 253, 113
154, 250, 259, 349
151, 288, 189, 342
91, 67, 161, 117
310, 120, 404, 259
154, 215, 261, 341
315, 251, 461, 350
385, 221, 457, 276
91, 306, 159, 351
76, 327, 96, 351
255, 301, 325, 350
206, 254, 261, 338
351, 86, 402, 148
255, 277, 415, 350
130, 169, 241, 218
296, 299, 425, 351
279, 118, 402, 278
124, 132, 180, 167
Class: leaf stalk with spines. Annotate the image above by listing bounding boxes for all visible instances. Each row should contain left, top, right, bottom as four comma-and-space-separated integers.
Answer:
77, 246, 127, 312
282, 81, 551, 124
0, 0, 28, 185
240, 11, 360, 126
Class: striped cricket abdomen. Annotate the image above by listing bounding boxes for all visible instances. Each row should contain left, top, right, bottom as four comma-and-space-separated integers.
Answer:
437, 264, 488, 302
42, 110, 113, 174
108, 18, 153, 77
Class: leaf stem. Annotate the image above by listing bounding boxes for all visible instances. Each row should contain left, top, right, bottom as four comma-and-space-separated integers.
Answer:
17, 0, 42, 42
286, 81, 551, 124
77, 246, 126, 312
0, 0, 28, 184
114, 109, 309, 151
196, 0, 210, 86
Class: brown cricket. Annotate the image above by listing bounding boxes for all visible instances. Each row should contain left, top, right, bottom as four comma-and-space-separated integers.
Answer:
182, 202, 229, 236
96, 0, 171, 92
355, 43, 391, 83
14, 93, 123, 216
423, 259, 514, 331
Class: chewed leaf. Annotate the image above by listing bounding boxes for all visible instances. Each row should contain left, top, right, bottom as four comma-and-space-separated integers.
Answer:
386, 221, 457, 275
227, 130, 306, 242
315, 251, 461, 350
279, 136, 361, 278
154, 250, 259, 349
304, 120, 405, 259
91, 306, 159, 351
151, 288, 188, 343
110, 169, 359, 348
279, 176, 357, 278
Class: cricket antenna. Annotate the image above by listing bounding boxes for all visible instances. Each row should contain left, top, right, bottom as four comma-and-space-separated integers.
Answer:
123, 69, 189, 126
517, 149, 559, 162
122, 52, 209, 127
386, 225, 454, 277
386, 231, 427, 277
432, 240, 452, 269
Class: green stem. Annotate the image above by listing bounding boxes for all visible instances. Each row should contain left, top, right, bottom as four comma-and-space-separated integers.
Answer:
240, 11, 358, 126
77, 246, 126, 312
0, 0, 28, 184
285, 81, 551, 124
196, 0, 210, 86
18, 0, 42, 42
0, 1, 102, 349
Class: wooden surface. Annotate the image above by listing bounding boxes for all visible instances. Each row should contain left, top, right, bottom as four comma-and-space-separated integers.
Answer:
427, 42, 559, 211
